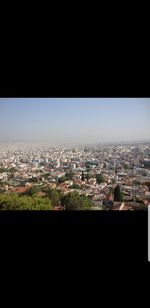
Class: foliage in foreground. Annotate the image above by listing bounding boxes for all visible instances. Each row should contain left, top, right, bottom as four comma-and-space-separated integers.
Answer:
114, 185, 123, 202
61, 191, 92, 210
0, 188, 93, 210
0, 193, 52, 210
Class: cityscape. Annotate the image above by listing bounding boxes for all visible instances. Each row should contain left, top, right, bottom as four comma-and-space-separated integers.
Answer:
0, 98, 150, 210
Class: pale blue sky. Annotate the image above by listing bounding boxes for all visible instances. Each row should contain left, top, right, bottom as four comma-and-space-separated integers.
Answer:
0, 98, 150, 144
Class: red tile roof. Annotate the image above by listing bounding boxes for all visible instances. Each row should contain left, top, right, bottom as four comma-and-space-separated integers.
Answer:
12, 187, 28, 193
53, 206, 65, 211
37, 192, 47, 197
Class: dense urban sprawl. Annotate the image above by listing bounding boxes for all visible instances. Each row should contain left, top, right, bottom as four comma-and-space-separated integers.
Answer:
0, 142, 150, 210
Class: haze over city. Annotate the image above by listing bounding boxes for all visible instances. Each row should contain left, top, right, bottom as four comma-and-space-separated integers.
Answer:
0, 98, 150, 145
0, 98, 150, 211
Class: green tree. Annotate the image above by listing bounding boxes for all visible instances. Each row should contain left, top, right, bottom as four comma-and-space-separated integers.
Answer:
47, 189, 60, 208
64, 191, 92, 210
0, 193, 52, 210
81, 171, 85, 182
96, 174, 105, 184
145, 182, 150, 191
30, 197, 52, 210
134, 180, 140, 185
86, 163, 90, 170
57, 189, 63, 198
72, 183, 80, 189
114, 185, 123, 202
10, 167, 18, 173
65, 172, 73, 180
60, 194, 67, 207
43, 173, 51, 179
86, 173, 90, 180
65, 191, 81, 210
58, 176, 68, 184
80, 194, 92, 209
0, 168, 6, 173
26, 186, 41, 196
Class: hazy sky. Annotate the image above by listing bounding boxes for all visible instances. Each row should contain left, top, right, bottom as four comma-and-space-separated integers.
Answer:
0, 98, 150, 144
